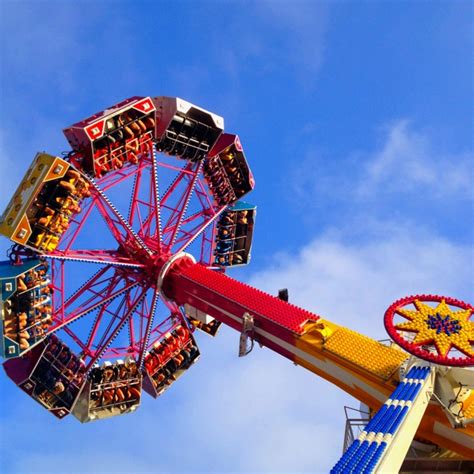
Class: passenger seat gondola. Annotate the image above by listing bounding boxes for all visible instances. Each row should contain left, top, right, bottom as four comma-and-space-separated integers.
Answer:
72, 358, 142, 422
64, 96, 156, 178
204, 134, 255, 205
0, 154, 90, 253
142, 323, 200, 398
3, 335, 86, 419
0, 258, 52, 358
153, 97, 223, 162
213, 202, 256, 267
183, 304, 222, 337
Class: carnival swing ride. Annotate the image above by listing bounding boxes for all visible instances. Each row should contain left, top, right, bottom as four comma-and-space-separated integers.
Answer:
0, 96, 472, 472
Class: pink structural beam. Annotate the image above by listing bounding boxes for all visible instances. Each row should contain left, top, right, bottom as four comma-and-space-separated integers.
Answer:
47, 249, 145, 268
128, 156, 161, 245
51, 269, 140, 330
83, 284, 148, 370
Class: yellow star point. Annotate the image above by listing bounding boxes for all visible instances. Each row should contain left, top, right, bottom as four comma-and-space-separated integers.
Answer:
397, 308, 419, 321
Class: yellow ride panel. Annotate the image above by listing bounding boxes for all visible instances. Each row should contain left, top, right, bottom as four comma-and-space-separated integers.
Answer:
0, 153, 90, 253
0, 153, 69, 247
462, 392, 474, 420
323, 327, 407, 379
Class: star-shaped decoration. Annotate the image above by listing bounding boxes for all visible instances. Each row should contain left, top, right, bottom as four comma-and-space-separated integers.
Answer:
395, 299, 474, 358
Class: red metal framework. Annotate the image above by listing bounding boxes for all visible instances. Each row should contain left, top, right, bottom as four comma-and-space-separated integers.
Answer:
43, 147, 224, 366
3, 114, 236, 370
0, 95, 255, 422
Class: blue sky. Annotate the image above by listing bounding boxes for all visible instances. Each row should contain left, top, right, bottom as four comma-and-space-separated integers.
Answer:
0, 1, 472, 472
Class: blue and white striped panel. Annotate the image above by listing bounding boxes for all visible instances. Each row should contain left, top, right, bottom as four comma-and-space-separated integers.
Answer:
331, 365, 432, 473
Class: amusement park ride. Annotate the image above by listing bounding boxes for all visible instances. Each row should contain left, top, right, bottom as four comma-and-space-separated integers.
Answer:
0, 96, 472, 472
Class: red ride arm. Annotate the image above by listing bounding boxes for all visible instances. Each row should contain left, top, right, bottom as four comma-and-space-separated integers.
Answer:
163, 260, 473, 458
163, 261, 318, 355
163, 260, 406, 400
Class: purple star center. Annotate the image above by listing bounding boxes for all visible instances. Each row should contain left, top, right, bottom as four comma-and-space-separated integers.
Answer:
426, 313, 461, 336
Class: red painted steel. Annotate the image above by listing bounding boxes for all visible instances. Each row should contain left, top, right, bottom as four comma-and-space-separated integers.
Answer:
37, 144, 221, 360
2, 96, 259, 422
164, 262, 320, 343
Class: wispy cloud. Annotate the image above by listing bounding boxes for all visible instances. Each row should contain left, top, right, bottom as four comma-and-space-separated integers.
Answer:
290, 119, 473, 208
356, 120, 473, 199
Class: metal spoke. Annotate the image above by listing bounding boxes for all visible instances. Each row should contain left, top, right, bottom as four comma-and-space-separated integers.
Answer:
84, 285, 147, 370
165, 162, 202, 250
46, 249, 145, 268
50, 276, 140, 333
175, 205, 226, 254
137, 288, 160, 369
88, 175, 152, 255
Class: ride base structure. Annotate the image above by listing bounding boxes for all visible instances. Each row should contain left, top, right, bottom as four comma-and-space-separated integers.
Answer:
0, 96, 472, 472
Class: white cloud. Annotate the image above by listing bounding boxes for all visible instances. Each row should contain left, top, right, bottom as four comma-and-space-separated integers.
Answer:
357, 120, 473, 199
290, 119, 473, 208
